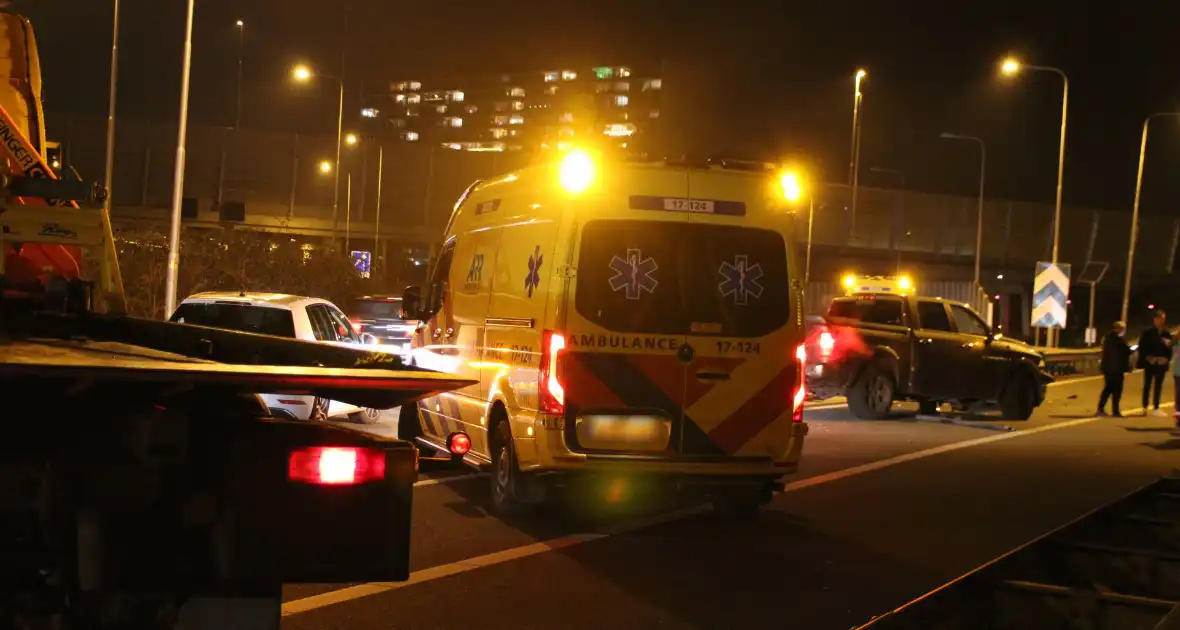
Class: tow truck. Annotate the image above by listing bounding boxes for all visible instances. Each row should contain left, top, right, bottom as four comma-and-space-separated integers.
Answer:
855, 471, 1180, 630
0, 11, 472, 629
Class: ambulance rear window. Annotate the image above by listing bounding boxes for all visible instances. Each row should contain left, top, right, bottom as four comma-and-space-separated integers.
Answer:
575, 220, 789, 337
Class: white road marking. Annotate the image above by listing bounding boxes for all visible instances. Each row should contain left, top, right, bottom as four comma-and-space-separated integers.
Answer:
283, 396, 1173, 617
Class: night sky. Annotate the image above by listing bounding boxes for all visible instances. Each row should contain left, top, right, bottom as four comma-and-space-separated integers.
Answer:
16, 0, 1180, 213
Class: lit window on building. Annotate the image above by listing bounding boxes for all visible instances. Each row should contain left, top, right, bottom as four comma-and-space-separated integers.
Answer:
649, 109, 660, 119
508, 86, 525, 97
614, 81, 630, 92
406, 93, 421, 104
444, 117, 463, 128
391, 118, 407, 129
460, 142, 505, 152
561, 69, 577, 81
436, 104, 448, 113
509, 128, 520, 137
406, 108, 419, 117
594, 66, 613, 80
595, 83, 611, 94
409, 81, 422, 90
395, 94, 406, 103
604, 123, 636, 137
614, 95, 629, 107
544, 71, 559, 82
643, 78, 663, 91
424, 91, 443, 102
494, 115, 509, 125
449, 90, 465, 102
559, 126, 575, 138
512, 101, 524, 111
393, 81, 408, 91
443, 143, 462, 151
509, 115, 524, 125
466, 104, 479, 113
405, 131, 419, 141
618, 67, 632, 78
361, 107, 380, 118
491, 127, 508, 139
559, 112, 574, 123
494, 101, 508, 112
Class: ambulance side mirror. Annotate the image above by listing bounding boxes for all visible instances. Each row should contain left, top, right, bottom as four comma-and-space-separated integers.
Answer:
400, 286, 421, 320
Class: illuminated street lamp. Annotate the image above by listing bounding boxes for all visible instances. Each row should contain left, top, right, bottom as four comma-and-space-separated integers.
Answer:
1000, 56, 1069, 346
345, 132, 359, 146
163, 0, 196, 319
940, 132, 987, 288
292, 63, 345, 244
1121, 112, 1180, 324
319, 160, 333, 174
780, 168, 814, 282
849, 68, 867, 240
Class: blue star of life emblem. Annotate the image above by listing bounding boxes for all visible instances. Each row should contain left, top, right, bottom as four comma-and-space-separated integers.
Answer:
608, 248, 659, 300
718, 255, 764, 305
525, 246, 543, 297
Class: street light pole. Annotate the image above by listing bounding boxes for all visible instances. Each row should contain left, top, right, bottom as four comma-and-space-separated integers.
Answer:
1000, 60, 1069, 347
1122, 113, 1180, 325
333, 81, 344, 246
102, 0, 120, 207
374, 143, 384, 276
234, 21, 244, 129
163, 0, 196, 319
848, 69, 866, 239
940, 133, 987, 287
805, 196, 814, 283
345, 171, 352, 253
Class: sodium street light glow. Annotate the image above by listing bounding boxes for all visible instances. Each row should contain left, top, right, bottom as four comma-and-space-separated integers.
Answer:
345, 133, 359, 146
292, 65, 312, 82
319, 160, 332, 174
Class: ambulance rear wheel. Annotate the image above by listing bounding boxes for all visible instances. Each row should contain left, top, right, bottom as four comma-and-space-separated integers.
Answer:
490, 420, 525, 516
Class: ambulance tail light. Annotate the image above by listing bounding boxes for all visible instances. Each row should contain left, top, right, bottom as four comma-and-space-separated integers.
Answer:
792, 343, 806, 422
539, 330, 567, 415
288, 446, 386, 485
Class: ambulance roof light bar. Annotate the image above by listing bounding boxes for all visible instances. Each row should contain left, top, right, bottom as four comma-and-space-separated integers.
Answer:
842, 273, 914, 296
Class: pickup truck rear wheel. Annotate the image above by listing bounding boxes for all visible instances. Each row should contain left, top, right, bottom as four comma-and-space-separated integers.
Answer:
1000, 372, 1037, 420
848, 362, 895, 420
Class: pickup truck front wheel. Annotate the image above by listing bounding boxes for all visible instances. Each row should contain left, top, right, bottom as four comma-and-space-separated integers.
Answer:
1000, 372, 1038, 420
848, 362, 895, 420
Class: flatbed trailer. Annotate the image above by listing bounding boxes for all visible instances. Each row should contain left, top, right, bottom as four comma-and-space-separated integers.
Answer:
855, 472, 1180, 630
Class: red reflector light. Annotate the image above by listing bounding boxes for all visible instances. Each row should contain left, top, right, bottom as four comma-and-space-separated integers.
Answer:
448, 432, 471, 456
792, 343, 806, 422
539, 330, 566, 415
288, 446, 386, 485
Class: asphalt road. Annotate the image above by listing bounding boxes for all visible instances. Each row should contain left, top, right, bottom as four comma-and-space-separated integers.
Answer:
282, 372, 1180, 630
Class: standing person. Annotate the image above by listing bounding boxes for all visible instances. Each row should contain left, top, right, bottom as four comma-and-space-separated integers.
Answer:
1137, 310, 1172, 416
1097, 321, 1130, 417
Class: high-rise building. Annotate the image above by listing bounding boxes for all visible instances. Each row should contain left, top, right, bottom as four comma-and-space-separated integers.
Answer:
363, 65, 663, 154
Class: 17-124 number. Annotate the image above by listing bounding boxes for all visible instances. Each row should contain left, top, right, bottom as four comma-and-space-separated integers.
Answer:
715, 340, 760, 354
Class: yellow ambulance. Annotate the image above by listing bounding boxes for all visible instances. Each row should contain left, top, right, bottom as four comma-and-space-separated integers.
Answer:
398, 149, 809, 516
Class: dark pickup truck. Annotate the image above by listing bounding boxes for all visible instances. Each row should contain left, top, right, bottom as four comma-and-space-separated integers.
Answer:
805, 293, 1052, 420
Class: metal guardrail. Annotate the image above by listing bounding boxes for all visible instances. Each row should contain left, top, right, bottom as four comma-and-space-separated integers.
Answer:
1039, 347, 1102, 376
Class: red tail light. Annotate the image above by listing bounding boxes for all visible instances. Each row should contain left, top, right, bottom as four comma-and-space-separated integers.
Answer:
288, 446, 386, 485
792, 343, 806, 422
539, 330, 566, 414
448, 432, 471, 456
818, 329, 835, 360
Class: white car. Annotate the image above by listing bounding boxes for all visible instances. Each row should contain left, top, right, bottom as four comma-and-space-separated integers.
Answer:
170, 291, 383, 423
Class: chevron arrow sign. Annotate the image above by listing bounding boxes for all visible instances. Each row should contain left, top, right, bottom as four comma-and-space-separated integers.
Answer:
1031, 261, 1070, 329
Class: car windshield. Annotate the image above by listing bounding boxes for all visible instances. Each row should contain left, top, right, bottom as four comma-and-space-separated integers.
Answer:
170, 302, 296, 338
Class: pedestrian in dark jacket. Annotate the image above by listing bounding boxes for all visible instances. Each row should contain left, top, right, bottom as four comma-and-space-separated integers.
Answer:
1137, 310, 1173, 416
1097, 321, 1130, 417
